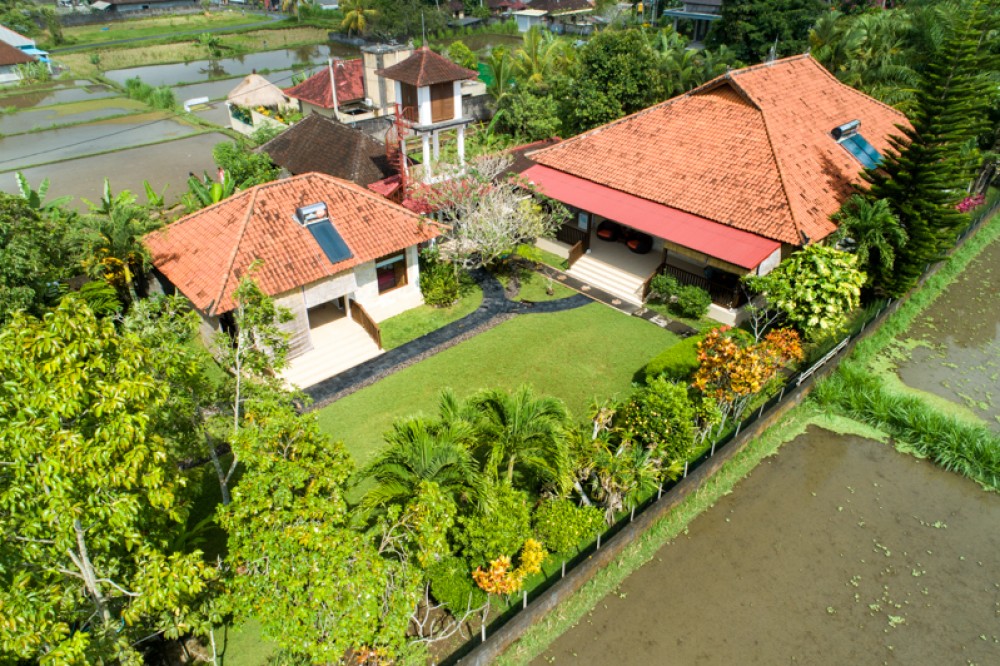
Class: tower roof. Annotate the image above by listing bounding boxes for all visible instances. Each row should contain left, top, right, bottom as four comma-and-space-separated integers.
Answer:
375, 46, 478, 87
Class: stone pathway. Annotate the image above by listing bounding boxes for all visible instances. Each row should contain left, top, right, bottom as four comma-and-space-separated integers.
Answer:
303, 264, 696, 410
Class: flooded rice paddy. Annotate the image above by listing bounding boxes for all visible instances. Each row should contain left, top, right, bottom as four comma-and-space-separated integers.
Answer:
535, 428, 1000, 665
0, 112, 201, 169
103, 44, 355, 87
0, 132, 228, 207
896, 237, 1000, 430
0, 98, 147, 136
0, 81, 116, 110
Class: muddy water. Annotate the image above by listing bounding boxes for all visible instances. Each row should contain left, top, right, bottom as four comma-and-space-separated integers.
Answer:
535, 428, 1000, 665
0, 82, 115, 110
896, 236, 1000, 429
0, 132, 228, 207
0, 101, 143, 136
103, 44, 355, 87
0, 112, 199, 168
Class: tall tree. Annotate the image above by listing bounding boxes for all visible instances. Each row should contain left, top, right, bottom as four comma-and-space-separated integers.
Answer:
559, 29, 667, 134
219, 395, 421, 663
864, 0, 995, 295
0, 193, 74, 323
340, 0, 377, 36
707, 0, 827, 62
0, 297, 214, 664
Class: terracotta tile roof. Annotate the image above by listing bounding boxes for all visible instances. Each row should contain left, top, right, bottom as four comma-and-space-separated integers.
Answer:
528, 55, 909, 246
506, 138, 562, 176
284, 59, 365, 109
528, 0, 593, 14
259, 113, 395, 186
145, 173, 439, 315
376, 47, 478, 87
0, 40, 34, 66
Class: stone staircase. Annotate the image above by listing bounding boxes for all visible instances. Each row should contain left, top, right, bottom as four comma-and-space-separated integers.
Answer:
567, 254, 647, 305
282, 318, 383, 389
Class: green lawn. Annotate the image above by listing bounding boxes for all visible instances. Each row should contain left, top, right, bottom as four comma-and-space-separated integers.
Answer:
379, 279, 484, 350
315, 303, 679, 465
512, 269, 576, 302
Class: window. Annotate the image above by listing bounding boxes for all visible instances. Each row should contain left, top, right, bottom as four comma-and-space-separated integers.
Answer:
576, 210, 590, 231
839, 133, 882, 169
376, 252, 407, 293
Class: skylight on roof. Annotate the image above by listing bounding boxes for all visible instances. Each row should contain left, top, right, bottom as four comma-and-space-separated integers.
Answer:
831, 120, 882, 170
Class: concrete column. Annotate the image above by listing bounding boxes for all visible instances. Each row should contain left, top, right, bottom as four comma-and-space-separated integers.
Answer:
394, 80, 402, 114
453, 80, 463, 120
432, 130, 440, 161
418, 86, 432, 126
421, 134, 432, 182
457, 125, 466, 166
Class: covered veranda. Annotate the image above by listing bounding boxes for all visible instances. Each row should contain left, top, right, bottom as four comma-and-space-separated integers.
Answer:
524, 164, 783, 321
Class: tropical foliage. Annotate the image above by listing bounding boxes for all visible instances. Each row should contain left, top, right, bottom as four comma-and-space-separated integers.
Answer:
746, 244, 866, 337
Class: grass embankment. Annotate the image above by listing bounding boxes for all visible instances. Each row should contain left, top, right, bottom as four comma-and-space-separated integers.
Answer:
812, 213, 1000, 491
316, 303, 678, 464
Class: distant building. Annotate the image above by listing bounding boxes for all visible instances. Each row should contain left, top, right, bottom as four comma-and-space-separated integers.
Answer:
661, 0, 723, 42
0, 40, 37, 84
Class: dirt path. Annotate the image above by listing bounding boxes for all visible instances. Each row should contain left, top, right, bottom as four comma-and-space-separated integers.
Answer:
534, 427, 1000, 665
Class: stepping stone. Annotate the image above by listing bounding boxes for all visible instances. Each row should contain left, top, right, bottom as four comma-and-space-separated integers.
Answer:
557, 275, 567, 281
611, 298, 622, 306
581, 285, 591, 291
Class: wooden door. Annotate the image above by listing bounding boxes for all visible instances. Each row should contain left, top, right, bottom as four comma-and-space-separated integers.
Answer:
430, 82, 453, 123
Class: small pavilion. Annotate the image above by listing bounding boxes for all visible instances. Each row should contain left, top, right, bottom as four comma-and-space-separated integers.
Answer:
376, 47, 478, 182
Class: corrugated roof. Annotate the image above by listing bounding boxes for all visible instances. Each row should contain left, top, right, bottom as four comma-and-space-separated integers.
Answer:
284, 59, 365, 109
145, 173, 438, 315
528, 55, 910, 246
376, 46, 478, 87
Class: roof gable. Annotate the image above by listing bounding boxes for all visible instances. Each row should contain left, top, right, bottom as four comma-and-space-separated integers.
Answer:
376, 47, 478, 87
145, 173, 438, 314
529, 55, 909, 245
259, 113, 395, 186
284, 59, 365, 109
0, 40, 34, 66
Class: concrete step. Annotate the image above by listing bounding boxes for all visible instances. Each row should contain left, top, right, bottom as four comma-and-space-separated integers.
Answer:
282, 321, 383, 389
568, 256, 646, 304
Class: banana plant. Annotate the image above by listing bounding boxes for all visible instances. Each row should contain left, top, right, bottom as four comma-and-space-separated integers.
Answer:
182, 170, 237, 212
15, 171, 72, 212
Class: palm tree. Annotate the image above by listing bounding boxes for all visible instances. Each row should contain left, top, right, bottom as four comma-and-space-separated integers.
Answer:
512, 27, 567, 88
340, 0, 376, 37
484, 47, 515, 104
469, 385, 571, 492
589, 439, 660, 524
360, 416, 480, 510
832, 195, 908, 291
76, 182, 160, 304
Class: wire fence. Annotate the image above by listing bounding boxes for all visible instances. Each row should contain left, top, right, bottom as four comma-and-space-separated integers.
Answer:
450, 197, 1000, 665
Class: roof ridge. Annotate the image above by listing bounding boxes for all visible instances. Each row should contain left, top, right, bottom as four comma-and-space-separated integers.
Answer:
211, 186, 259, 316
752, 94, 803, 245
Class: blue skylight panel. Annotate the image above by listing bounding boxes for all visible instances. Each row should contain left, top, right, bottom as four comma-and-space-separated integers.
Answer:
841, 134, 882, 169
306, 220, 353, 265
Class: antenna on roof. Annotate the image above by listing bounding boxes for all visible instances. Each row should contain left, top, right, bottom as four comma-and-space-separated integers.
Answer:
766, 37, 778, 65
422, 13, 427, 45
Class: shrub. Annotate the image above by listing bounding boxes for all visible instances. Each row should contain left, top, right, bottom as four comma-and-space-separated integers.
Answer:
453, 484, 531, 567
673, 284, 712, 318
427, 556, 487, 613
418, 246, 460, 306
614, 377, 697, 463
648, 272, 679, 301
643, 333, 704, 382
533, 499, 604, 555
